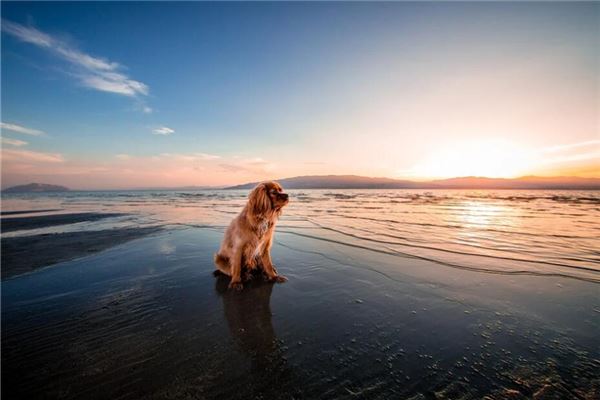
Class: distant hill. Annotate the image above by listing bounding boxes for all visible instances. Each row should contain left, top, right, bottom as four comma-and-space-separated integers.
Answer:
226, 175, 600, 190
2, 183, 70, 193
226, 175, 425, 190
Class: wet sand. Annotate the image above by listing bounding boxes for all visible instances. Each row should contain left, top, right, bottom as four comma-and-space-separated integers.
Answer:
1, 209, 62, 216
1, 227, 598, 399
1, 212, 127, 232
1, 226, 163, 279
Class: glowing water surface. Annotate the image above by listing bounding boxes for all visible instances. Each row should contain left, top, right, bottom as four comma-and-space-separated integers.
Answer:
2, 189, 599, 282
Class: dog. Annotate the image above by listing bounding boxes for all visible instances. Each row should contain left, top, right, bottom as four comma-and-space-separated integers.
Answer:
214, 181, 289, 290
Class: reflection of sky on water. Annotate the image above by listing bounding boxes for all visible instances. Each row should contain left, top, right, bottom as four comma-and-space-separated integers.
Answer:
2, 189, 599, 281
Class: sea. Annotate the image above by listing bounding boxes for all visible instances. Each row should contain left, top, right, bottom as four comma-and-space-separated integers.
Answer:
2, 189, 599, 283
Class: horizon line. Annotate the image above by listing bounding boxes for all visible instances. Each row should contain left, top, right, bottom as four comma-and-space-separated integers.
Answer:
2, 173, 600, 192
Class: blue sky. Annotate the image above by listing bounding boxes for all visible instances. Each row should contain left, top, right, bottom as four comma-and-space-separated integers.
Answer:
1, 2, 598, 189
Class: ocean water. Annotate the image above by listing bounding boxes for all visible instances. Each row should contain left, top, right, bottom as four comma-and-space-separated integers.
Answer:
2, 189, 599, 283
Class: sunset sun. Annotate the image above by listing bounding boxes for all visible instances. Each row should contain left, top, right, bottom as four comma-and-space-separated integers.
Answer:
404, 139, 534, 179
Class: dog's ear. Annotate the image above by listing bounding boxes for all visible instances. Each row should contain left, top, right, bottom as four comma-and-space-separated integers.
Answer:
248, 183, 271, 216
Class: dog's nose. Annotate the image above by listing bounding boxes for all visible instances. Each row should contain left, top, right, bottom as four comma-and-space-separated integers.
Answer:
281, 193, 289, 200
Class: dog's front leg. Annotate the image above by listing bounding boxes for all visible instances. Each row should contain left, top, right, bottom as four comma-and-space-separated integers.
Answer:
228, 246, 244, 291
261, 237, 287, 283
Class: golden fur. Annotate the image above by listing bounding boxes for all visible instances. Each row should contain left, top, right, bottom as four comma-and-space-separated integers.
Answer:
214, 181, 289, 290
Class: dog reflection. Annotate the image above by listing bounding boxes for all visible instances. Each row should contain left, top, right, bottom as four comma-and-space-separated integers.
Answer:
215, 274, 284, 370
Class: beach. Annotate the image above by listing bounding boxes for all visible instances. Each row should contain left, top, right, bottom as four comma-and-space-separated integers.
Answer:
1, 191, 599, 399
1, 212, 161, 279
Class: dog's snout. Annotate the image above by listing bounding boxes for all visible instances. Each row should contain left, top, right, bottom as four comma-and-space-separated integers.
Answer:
281, 193, 289, 200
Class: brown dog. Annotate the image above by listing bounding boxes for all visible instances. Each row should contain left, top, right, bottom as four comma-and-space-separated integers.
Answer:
214, 181, 289, 290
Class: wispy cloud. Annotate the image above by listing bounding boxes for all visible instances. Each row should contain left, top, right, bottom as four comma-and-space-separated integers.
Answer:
0, 122, 45, 136
81, 74, 148, 97
541, 151, 600, 165
153, 126, 175, 135
1, 19, 149, 99
219, 156, 275, 174
541, 140, 600, 153
1, 148, 64, 163
157, 152, 220, 161
195, 153, 221, 160
1, 137, 28, 147
539, 139, 600, 166
115, 154, 132, 160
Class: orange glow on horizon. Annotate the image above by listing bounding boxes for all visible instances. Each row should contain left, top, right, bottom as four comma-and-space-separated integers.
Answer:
396, 139, 600, 180
1, 138, 598, 189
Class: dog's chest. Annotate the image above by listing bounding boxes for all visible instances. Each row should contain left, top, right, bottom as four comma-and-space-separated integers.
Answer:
250, 220, 272, 258
257, 220, 272, 238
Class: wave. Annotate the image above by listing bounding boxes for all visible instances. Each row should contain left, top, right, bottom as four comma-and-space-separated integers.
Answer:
303, 220, 600, 276
4, 188, 598, 283
322, 213, 598, 240
277, 229, 600, 284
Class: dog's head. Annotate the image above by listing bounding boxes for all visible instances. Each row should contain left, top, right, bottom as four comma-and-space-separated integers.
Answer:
248, 181, 289, 216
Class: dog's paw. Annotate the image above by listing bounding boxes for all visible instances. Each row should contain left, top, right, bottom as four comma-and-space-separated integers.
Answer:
228, 281, 244, 291
270, 275, 288, 283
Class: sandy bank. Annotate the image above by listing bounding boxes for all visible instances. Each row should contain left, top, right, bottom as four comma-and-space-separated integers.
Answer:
1, 226, 162, 279
1, 212, 127, 232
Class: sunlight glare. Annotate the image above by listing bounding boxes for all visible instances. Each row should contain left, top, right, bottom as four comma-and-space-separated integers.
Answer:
403, 139, 534, 179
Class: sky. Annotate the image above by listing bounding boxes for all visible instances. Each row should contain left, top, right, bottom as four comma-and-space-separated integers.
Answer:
1, 2, 599, 189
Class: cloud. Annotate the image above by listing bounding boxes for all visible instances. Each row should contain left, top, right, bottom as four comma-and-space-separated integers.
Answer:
1, 137, 28, 147
1, 19, 148, 99
195, 153, 221, 160
142, 106, 153, 114
0, 122, 45, 136
157, 152, 220, 161
243, 157, 269, 166
541, 140, 600, 153
81, 74, 148, 97
115, 153, 221, 163
219, 156, 275, 174
1, 148, 64, 163
0, 20, 54, 48
153, 126, 175, 135
542, 151, 600, 165
538, 139, 600, 166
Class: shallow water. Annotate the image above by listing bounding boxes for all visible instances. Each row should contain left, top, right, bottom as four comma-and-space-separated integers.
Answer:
2, 228, 599, 399
2, 189, 599, 282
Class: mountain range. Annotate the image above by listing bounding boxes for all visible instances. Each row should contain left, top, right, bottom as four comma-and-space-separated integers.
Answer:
2, 183, 70, 193
3, 175, 599, 192
225, 175, 600, 190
